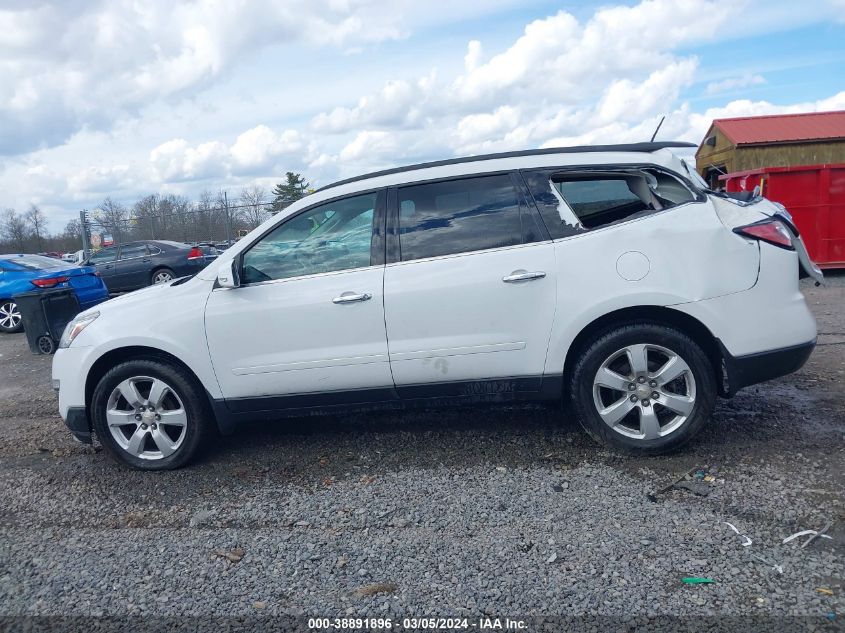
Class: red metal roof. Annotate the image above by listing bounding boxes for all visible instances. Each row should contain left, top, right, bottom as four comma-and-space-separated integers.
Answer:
713, 110, 845, 146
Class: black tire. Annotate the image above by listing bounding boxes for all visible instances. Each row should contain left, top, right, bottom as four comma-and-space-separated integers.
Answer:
0, 300, 23, 333
36, 335, 55, 355
151, 268, 175, 285
569, 322, 715, 454
91, 358, 213, 470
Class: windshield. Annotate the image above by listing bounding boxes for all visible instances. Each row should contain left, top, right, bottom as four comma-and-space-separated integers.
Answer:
0, 255, 67, 271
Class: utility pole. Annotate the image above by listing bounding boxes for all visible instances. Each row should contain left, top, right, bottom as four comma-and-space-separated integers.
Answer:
80, 209, 91, 260
223, 190, 232, 244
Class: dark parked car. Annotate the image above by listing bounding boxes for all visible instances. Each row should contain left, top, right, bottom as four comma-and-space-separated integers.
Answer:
83, 240, 213, 293
191, 242, 222, 265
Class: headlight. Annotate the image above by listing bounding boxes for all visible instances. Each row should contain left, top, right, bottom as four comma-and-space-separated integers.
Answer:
59, 312, 99, 349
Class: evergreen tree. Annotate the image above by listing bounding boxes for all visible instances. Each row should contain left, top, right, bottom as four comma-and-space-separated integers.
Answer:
270, 172, 310, 214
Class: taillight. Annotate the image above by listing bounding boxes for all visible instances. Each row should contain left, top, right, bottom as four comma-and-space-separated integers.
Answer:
733, 219, 794, 250
32, 276, 69, 288
187, 247, 203, 260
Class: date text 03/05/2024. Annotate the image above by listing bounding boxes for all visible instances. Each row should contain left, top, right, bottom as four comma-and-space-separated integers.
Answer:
308, 617, 528, 630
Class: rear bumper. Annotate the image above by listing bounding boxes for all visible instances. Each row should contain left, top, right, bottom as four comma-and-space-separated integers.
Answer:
65, 406, 92, 444
719, 339, 815, 396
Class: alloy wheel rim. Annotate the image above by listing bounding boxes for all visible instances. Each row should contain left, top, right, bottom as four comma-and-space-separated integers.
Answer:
106, 375, 188, 460
153, 272, 172, 284
592, 343, 696, 440
0, 302, 21, 330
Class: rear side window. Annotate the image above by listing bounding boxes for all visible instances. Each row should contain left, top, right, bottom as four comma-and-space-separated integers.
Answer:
397, 174, 524, 262
118, 244, 149, 260
523, 168, 699, 236
555, 177, 650, 229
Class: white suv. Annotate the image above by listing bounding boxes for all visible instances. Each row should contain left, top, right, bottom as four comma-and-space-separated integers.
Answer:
52, 142, 823, 470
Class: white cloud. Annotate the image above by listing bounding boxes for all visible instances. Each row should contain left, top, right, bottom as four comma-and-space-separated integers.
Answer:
307, 0, 734, 149
149, 139, 229, 182
311, 74, 435, 134
456, 106, 522, 146
339, 131, 400, 163
0, 0, 417, 157
230, 126, 305, 173
706, 73, 767, 95
596, 60, 698, 124
67, 164, 135, 197
148, 125, 311, 182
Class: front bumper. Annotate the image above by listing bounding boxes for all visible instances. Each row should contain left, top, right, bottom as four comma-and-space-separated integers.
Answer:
720, 339, 815, 396
65, 407, 92, 444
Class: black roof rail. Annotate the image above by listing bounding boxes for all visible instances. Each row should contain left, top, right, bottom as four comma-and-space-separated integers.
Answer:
317, 141, 697, 192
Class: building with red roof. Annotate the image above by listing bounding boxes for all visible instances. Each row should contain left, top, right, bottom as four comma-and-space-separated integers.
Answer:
695, 110, 845, 188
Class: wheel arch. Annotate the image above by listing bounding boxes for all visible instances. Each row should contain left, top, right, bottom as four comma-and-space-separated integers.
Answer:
561, 305, 725, 399
85, 345, 227, 432
150, 265, 175, 279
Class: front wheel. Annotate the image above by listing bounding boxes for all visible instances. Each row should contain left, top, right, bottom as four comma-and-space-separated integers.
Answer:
570, 323, 715, 454
91, 359, 213, 470
0, 300, 22, 333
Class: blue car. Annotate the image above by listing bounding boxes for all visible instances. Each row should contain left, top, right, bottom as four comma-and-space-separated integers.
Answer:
0, 254, 109, 333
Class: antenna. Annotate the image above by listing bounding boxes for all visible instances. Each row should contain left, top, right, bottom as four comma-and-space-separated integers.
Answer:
650, 116, 665, 142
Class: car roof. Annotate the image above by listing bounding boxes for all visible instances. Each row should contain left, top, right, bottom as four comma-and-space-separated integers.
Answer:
152, 240, 190, 247
117, 240, 189, 248
317, 142, 696, 193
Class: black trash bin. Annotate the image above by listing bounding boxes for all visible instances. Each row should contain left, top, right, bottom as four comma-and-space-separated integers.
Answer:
12, 289, 81, 355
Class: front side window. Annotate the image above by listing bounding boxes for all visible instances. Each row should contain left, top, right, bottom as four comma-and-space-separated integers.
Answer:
397, 174, 523, 262
88, 247, 117, 265
242, 192, 377, 284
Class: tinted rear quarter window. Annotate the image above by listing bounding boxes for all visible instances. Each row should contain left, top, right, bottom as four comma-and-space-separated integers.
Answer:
118, 244, 149, 260
556, 178, 649, 228
522, 168, 698, 236
397, 174, 524, 262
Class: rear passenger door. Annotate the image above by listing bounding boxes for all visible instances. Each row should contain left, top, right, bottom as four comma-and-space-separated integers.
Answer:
383, 173, 557, 395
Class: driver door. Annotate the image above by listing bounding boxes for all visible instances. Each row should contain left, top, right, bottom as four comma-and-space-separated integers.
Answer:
86, 246, 118, 291
204, 190, 393, 412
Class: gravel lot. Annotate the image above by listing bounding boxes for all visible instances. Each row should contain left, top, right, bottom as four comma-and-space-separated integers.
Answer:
0, 276, 842, 630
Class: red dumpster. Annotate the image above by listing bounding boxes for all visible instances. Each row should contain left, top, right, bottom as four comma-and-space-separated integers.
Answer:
720, 163, 845, 269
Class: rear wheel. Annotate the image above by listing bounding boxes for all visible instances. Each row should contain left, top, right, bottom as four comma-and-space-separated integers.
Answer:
151, 268, 175, 285
570, 323, 715, 454
0, 300, 22, 333
91, 359, 212, 470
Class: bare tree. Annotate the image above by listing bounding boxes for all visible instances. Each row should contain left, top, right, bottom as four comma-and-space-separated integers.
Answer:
25, 204, 47, 251
239, 185, 268, 229
95, 197, 129, 245
132, 194, 162, 240
64, 218, 81, 239
1, 208, 27, 251
54, 218, 83, 253
160, 194, 191, 243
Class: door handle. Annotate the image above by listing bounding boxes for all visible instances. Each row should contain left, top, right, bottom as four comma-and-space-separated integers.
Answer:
332, 292, 372, 304
502, 270, 546, 283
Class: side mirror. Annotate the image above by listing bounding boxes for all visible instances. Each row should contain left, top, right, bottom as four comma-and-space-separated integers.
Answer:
217, 259, 241, 289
